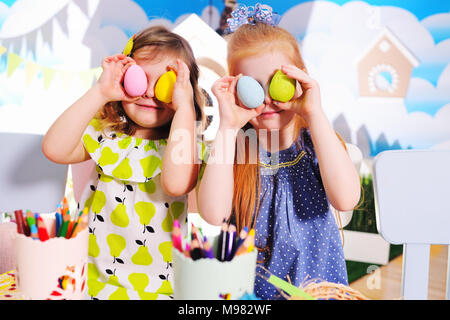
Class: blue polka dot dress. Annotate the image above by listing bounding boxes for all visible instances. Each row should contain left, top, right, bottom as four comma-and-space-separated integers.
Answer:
253, 129, 348, 300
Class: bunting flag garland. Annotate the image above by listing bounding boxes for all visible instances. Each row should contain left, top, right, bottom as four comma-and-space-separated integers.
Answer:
0, 45, 102, 91
60, 70, 74, 90
42, 67, 57, 90
78, 70, 94, 91
7, 53, 23, 77
0, 0, 97, 91
0, 0, 90, 57
26, 61, 41, 85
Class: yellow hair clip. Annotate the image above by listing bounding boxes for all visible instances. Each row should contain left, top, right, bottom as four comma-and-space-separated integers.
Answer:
123, 34, 135, 56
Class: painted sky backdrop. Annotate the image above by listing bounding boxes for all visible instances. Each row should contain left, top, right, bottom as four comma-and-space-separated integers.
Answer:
127, 0, 450, 21
0, 0, 449, 155
2, 1, 449, 31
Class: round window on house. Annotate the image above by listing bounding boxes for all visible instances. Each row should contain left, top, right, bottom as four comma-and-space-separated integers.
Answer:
368, 64, 399, 94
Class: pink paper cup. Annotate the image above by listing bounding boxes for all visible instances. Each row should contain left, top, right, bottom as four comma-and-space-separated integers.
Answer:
14, 221, 88, 300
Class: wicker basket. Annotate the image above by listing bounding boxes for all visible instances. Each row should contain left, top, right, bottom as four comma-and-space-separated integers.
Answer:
290, 279, 370, 300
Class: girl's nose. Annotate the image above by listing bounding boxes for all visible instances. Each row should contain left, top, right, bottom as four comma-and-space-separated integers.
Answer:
264, 90, 273, 105
143, 80, 155, 98
142, 75, 155, 98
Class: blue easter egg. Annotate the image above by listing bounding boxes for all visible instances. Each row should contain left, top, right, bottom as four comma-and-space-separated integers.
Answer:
236, 76, 265, 109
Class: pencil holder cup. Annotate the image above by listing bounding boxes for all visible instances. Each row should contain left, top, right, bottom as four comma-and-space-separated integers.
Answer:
172, 237, 257, 300
14, 220, 88, 300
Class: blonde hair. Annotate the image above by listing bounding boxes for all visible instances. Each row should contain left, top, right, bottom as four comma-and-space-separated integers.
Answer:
96, 26, 204, 136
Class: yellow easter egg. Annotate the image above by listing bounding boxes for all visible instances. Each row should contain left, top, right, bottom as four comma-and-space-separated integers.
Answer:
269, 70, 296, 102
155, 70, 177, 103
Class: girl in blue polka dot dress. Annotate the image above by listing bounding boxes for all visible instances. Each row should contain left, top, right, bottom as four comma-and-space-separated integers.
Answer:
198, 6, 361, 300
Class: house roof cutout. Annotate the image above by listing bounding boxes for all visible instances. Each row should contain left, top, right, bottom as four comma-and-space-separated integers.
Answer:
357, 27, 420, 98
357, 27, 420, 67
172, 14, 228, 77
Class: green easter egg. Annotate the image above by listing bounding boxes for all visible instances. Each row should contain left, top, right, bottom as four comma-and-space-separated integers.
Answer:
269, 70, 296, 102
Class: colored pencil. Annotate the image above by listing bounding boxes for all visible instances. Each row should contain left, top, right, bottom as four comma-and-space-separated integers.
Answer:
25, 211, 36, 231
29, 225, 39, 240
62, 197, 69, 215
71, 219, 87, 239
13, 197, 89, 241
14, 210, 25, 234
66, 221, 75, 239
235, 226, 248, 250
172, 220, 183, 252
203, 236, 215, 259
235, 228, 255, 256
246, 228, 255, 253
25, 211, 39, 240
226, 224, 236, 261
189, 239, 203, 260
37, 217, 50, 241
58, 210, 71, 238
71, 210, 88, 238
217, 219, 228, 261
22, 211, 31, 236
55, 211, 62, 236
70, 208, 84, 236
67, 215, 77, 238
71, 208, 88, 239
191, 223, 204, 249
184, 242, 191, 258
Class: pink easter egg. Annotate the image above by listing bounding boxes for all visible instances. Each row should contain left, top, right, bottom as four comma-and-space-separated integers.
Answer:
123, 64, 147, 97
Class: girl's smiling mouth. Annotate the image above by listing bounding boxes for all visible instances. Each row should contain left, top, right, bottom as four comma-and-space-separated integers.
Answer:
136, 103, 161, 110
260, 109, 283, 117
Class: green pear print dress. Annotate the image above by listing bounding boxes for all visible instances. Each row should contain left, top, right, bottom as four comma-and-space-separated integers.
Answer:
79, 119, 189, 300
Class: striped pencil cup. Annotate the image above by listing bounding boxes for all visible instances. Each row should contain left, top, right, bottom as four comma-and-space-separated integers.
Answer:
172, 236, 257, 300
13, 216, 88, 300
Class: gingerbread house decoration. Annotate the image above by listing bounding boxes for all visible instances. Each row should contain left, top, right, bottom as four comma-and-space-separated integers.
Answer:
172, 14, 227, 141
357, 28, 419, 98
173, 14, 228, 79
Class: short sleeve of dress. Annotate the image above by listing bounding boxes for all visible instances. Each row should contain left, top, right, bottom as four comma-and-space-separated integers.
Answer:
300, 128, 322, 177
81, 119, 165, 183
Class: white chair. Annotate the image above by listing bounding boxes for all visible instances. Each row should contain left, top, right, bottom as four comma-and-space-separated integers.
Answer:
0, 132, 68, 213
372, 149, 450, 300
0, 132, 68, 273
336, 143, 363, 228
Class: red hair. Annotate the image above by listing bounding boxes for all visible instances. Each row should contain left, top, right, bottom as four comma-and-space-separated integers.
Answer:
227, 23, 308, 232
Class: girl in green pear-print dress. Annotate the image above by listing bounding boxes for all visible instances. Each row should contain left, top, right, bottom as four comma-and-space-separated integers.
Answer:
42, 26, 205, 300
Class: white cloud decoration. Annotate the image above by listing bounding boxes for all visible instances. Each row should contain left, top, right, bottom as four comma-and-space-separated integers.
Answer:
279, 1, 450, 152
